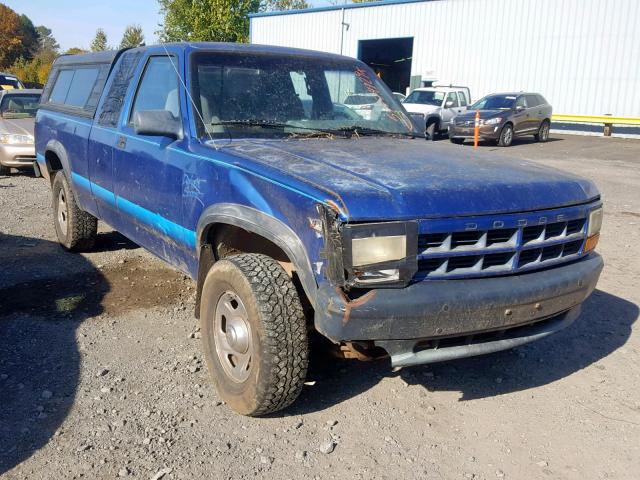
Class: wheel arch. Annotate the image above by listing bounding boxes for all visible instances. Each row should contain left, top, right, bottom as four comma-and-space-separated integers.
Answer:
195, 204, 318, 317
43, 140, 71, 186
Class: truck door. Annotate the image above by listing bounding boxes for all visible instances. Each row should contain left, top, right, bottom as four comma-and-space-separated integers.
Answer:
112, 53, 190, 266
441, 92, 460, 126
88, 50, 143, 229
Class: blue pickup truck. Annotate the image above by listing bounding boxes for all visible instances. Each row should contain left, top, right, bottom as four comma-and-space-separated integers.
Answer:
35, 43, 603, 416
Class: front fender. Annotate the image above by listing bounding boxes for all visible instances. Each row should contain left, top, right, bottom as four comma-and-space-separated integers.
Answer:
196, 203, 318, 310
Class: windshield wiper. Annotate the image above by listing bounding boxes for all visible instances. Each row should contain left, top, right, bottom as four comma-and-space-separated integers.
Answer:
330, 125, 416, 138
210, 119, 328, 134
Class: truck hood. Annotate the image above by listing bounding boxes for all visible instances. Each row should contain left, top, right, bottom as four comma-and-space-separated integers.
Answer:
222, 137, 599, 221
402, 103, 440, 115
0, 116, 35, 136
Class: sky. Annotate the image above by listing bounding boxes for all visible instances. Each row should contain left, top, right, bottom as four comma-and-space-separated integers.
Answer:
4, 0, 337, 52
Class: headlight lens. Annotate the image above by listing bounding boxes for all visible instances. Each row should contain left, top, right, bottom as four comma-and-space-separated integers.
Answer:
587, 207, 603, 237
0, 133, 34, 145
341, 221, 419, 287
584, 207, 603, 253
352, 235, 406, 267
482, 117, 502, 125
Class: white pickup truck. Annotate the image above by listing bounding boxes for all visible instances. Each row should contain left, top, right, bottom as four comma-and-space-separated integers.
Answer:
403, 86, 471, 139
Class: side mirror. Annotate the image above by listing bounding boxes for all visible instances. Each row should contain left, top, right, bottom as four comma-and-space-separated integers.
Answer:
444, 100, 455, 109
133, 110, 181, 139
515, 105, 525, 112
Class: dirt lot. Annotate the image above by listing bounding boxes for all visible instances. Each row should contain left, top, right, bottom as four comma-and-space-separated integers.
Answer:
1, 134, 639, 480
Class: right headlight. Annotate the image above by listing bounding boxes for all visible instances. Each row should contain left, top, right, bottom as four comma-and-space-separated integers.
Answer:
342, 221, 418, 287
585, 207, 603, 253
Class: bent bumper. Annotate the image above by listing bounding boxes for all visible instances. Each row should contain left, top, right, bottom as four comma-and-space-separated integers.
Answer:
314, 254, 603, 361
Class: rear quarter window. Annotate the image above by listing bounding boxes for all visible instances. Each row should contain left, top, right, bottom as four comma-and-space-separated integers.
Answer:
48, 68, 99, 108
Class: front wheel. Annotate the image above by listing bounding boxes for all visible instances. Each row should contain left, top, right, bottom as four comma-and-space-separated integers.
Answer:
498, 123, 514, 147
425, 121, 439, 141
52, 172, 98, 251
200, 254, 308, 416
0, 164, 10, 175
534, 120, 550, 142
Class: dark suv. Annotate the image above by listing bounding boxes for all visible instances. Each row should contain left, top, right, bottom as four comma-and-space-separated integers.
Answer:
449, 92, 552, 147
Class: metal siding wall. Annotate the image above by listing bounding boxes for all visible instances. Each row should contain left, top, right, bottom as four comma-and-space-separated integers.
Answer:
251, 0, 640, 117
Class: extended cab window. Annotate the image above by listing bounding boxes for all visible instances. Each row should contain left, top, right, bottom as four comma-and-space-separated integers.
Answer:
130, 56, 180, 122
48, 68, 99, 108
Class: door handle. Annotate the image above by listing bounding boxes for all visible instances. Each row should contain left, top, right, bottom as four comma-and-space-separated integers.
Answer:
117, 136, 127, 149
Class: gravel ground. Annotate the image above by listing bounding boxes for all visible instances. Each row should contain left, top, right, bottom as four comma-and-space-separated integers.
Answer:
1, 134, 639, 480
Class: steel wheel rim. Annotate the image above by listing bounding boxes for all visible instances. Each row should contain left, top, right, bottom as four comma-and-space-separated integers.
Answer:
213, 291, 252, 383
57, 189, 68, 235
503, 126, 513, 144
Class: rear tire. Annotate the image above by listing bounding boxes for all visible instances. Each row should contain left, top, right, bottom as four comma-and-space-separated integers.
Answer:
450, 138, 464, 145
534, 120, 550, 142
498, 123, 514, 147
200, 254, 308, 416
52, 172, 97, 251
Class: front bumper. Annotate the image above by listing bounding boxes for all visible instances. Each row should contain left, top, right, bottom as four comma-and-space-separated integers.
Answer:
449, 123, 502, 140
0, 144, 36, 168
315, 253, 603, 364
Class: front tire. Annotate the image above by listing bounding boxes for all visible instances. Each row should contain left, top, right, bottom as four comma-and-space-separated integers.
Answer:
534, 120, 550, 142
200, 254, 308, 416
425, 120, 439, 141
52, 172, 97, 251
0, 164, 10, 175
498, 123, 514, 147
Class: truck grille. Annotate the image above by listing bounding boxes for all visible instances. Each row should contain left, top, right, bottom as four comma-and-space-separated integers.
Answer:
416, 208, 591, 279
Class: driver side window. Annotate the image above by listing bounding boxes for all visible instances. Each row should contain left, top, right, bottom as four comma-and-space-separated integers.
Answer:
515, 96, 528, 109
130, 56, 180, 124
445, 92, 459, 108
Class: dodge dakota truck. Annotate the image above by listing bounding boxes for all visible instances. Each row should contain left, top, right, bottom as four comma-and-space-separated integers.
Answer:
35, 44, 603, 416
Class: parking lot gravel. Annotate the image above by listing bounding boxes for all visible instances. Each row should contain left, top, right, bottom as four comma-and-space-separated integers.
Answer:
1, 134, 639, 479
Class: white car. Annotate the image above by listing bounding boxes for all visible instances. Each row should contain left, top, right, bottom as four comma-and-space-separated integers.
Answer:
343, 93, 385, 121
403, 86, 470, 139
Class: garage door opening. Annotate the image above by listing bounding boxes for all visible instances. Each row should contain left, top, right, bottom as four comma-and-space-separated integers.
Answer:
358, 37, 413, 95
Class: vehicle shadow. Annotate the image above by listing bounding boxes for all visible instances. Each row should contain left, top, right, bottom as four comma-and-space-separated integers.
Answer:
0, 232, 109, 475
93, 231, 139, 252
286, 289, 636, 414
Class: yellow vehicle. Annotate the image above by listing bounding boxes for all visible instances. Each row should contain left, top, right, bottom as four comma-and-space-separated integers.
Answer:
0, 72, 25, 90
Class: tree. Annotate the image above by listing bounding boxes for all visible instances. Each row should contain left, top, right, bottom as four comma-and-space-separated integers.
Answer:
66, 47, 89, 55
158, 0, 261, 43
35, 25, 60, 53
120, 24, 145, 48
263, 0, 309, 10
18, 15, 40, 58
0, 4, 24, 69
90, 29, 108, 52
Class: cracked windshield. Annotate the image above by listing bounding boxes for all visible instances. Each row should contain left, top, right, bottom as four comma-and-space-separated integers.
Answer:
191, 53, 416, 140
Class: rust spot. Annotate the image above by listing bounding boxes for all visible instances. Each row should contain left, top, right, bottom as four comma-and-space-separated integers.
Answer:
334, 287, 377, 324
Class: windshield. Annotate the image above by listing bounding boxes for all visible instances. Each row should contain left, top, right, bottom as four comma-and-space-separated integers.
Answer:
0, 94, 40, 118
0, 75, 24, 90
470, 95, 516, 110
190, 52, 415, 140
404, 90, 444, 106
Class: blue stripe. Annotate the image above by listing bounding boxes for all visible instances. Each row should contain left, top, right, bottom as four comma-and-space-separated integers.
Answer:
71, 172, 196, 249
36, 152, 45, 166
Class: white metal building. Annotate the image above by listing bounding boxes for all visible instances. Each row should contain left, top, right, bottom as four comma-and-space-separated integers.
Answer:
250, 0, 640, 117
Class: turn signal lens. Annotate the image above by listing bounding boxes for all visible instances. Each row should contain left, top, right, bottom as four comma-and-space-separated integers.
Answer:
584, 233, 600, 253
